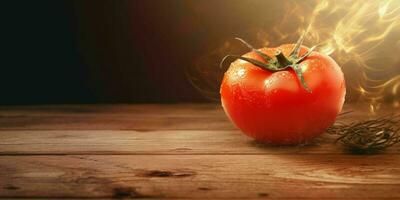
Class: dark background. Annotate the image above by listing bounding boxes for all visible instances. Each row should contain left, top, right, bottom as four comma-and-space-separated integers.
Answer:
1, 0, 398, 105
2, 0, 282, 105
0, 0, 294, 105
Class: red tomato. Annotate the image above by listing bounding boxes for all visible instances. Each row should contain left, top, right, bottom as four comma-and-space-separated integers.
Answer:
220, 42, 346, 144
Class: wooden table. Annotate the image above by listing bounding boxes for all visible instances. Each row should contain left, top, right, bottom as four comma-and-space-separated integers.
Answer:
0, 104, 399, 199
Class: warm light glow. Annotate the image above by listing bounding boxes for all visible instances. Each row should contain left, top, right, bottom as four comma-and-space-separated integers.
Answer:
259, 0, 400, 112
189, 1, 400, 108
370, 104, 376, 115
304, 0, 400, 112
358, 86, 367, 96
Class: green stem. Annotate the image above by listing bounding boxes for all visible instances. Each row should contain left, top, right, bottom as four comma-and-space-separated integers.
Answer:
275, 51, 292, 68
222, 35, 316, 93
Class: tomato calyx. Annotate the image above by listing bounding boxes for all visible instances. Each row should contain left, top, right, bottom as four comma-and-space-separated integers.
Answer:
220, 33, 316, 92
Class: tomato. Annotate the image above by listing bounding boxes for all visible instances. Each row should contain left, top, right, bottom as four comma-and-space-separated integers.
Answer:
220, 37, 346, 144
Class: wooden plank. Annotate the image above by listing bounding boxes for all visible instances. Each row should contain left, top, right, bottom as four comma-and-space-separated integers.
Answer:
0, 103, 375, 118
0, 104, 224, 117
0, 130, 399, 155
7, 197, 396, 200
1, 155, 399, 198
0, 104, 230, 130
0, 104, 370, 131
0, 115, 234, 130
0, 104, 388, 130
5, 199, 399, 200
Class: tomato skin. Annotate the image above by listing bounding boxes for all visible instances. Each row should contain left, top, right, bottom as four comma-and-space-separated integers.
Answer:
220, 44, 346, 144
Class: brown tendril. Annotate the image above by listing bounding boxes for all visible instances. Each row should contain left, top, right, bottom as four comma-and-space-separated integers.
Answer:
327, 114, 400, 153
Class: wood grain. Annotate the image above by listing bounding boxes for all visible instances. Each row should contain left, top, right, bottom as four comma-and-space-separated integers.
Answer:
0, 104, 224, 117
0, 103, 384, 130
0, 130, 399, 155
0, 103, 399, 199
1, 155, 400, 199
0, 104, 230, 130
0, 115, 235, 130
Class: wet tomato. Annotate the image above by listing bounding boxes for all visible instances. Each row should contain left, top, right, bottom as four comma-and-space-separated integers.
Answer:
220, 36, 346, 144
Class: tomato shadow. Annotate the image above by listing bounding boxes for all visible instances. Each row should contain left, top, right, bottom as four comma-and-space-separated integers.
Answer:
247, 133, 336, 153
248, 139, 320, 152
248, 134, 399, 156
247, 133, 395, 168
